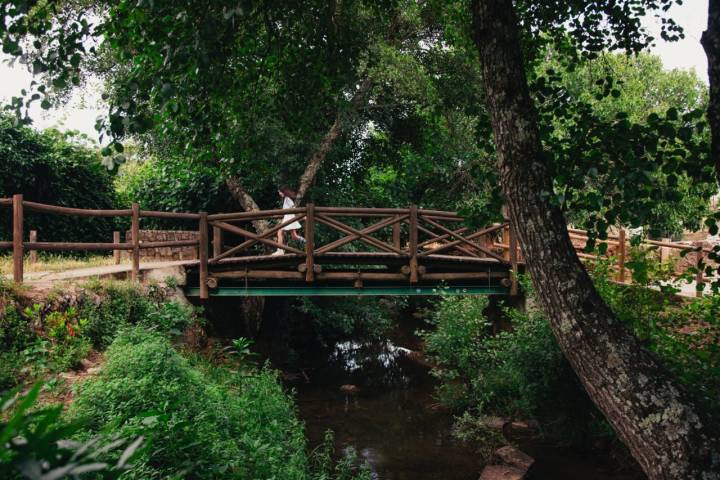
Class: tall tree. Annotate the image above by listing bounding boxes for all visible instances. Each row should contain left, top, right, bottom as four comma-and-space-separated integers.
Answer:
471, 1, 720, 479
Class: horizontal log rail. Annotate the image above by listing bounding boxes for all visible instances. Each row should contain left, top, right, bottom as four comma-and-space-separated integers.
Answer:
23, 200, 133, 217
212, 219, 306, 256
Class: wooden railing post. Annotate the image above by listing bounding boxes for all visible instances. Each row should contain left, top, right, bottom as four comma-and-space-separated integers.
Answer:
113, 231, 121, 264
305, 204, 315, 282
409, 205, 419, 283
617, 228, 627, 283
509, 222, 518, 295
695, 246, 705, 298
29, 230, 37, 264
131, 202, 140, 282
392, 216, 401, 250
199, 212, 209, 299
12, 194, 23, 283
212, 226, 223, 258
502, 223, 511, 261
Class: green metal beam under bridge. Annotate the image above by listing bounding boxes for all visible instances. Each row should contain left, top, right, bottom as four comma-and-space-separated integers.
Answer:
184, 285, 511, 297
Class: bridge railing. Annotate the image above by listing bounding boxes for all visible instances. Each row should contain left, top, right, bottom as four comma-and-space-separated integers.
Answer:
205, 205, 516, 297
1, 197, 518, 296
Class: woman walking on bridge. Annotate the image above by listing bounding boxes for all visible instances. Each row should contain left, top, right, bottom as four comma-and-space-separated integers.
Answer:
272, 186, 305, 255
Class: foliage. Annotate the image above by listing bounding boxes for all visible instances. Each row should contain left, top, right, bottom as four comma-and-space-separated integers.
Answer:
1, 288, 34, 391
593, 267, 720, 415
418, 295, 491, 408
532, 51, 715, 240
79, 281, 199, 349
420, 289, 609, 446
451, 412, 508, 463
308, 430, 372, 480
421, 293, 568, 416
1, 382, 142, 480
0, 280, 200, 392
0, 115, 117, 243
114, 156, 237, 228
295, 297, 394, 346
70, 327, 367, 479
2, 0, 711, 247
1, 299, 33, 353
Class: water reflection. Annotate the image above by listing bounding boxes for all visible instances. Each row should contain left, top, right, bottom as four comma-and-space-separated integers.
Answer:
295, 335, 482, 480
330, 340, 413, 387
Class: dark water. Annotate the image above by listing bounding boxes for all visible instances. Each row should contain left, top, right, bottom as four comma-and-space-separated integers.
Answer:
291, 318, 645, 480
295, 338, 481, 480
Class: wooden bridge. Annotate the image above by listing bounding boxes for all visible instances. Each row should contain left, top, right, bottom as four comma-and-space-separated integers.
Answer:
1, 195, 522, 297
1, 195, 712, 297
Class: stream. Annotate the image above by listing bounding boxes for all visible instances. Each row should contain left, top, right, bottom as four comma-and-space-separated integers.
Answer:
290, 313, 645, 480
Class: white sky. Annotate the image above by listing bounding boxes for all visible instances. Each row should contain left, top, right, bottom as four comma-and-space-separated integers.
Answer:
0, 0, 711, 141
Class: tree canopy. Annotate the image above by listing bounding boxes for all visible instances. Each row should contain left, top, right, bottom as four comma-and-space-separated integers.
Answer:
2, 0, 713, 241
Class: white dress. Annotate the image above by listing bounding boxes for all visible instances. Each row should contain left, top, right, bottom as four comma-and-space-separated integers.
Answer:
281, 197, 302, 230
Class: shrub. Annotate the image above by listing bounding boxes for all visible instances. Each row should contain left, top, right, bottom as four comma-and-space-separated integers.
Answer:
70, 327, 347, 479
1, 383, 142, 480
594, 269, 720, 415
0, 352, 23, 392
0, 115, 117, 243
80, 281, 198, 349
418, 295, 491, 409
421, 290, 607, 446
114, 157, 236, 229
0, 303, 33, 353
0, 291, 34, 391
421, 294, 568, 416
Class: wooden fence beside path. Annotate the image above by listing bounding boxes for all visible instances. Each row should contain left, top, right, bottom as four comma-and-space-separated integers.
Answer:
0, 194, 201, 285
0, 195, 714, 299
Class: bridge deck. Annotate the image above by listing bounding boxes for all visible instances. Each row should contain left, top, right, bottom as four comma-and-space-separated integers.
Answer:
188, 250, 515, 296
211, 251, 507, 268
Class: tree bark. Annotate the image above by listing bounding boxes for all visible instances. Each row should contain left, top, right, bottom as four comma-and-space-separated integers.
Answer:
225, 176, 270, 233
702, 0, 720, 180
471, 1, 720, 479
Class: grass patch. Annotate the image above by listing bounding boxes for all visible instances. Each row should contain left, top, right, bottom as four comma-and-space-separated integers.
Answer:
0, 253, 124, 276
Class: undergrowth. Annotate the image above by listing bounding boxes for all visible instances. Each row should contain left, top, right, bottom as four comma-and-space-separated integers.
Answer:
0, 278, 199, 393
70, 327, 371, 479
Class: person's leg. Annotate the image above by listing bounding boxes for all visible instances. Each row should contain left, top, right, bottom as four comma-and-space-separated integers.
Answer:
291, 229, 305, 243
273, 229, 285, 255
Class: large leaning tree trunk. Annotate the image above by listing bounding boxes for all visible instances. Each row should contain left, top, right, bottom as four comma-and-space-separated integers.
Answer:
471, 1, 720, 478
703, 0, 720, 180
